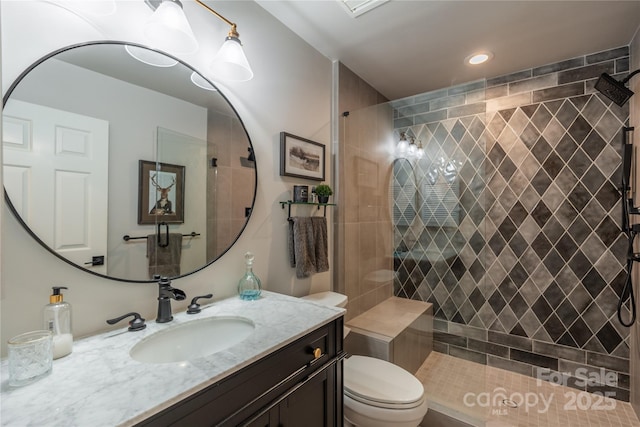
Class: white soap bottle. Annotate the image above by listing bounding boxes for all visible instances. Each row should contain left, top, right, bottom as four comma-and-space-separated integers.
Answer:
43, 286, 73, 359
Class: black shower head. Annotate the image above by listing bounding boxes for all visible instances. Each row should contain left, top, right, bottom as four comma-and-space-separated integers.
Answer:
594, 73, 634, 107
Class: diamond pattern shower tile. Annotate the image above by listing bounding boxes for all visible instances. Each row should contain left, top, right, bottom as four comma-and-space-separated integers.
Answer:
595, 110, 624, 142
554, 166, 579, 196
542, 151, 564, 179
582, 165, 606, 195
581, 96, 607, 127
556, 299, 580, 328
582, 302, 608, 334
567, 148, 591, 179
531, 137, 553, 163
392, 91, 627, 356
582, 131, 607, 161
555, 101, 579, 129
568, 317, 592, 347
544, 313, 565, 341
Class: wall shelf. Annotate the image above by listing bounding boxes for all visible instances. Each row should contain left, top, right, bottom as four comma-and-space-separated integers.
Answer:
279, 200, 336, 220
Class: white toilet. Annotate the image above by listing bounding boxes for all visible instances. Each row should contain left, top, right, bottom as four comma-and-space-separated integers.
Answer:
301, 292, 429, 427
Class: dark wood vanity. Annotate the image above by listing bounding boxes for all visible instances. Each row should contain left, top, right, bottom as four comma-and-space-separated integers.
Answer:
136, 317, 344, 427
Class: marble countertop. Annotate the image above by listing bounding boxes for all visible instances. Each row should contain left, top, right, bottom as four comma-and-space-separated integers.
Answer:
0, 291, 344, 427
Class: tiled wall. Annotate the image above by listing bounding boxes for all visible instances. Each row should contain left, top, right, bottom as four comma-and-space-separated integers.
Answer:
392, 47, 632, 400
206, 111, 254, 259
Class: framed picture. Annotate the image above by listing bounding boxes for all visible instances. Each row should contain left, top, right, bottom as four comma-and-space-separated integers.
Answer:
138, 160, 185, 225
279, 132, 325, 181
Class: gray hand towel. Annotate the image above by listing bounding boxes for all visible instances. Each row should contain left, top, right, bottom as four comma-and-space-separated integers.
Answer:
147, 233, 182, 279
288, 217, 329, 278
311, 217, 329, 274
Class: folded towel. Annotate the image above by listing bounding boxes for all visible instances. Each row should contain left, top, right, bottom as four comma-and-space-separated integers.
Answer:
289, 217, 329, 278
147, 233, 182, 279
311, 217, 329, 274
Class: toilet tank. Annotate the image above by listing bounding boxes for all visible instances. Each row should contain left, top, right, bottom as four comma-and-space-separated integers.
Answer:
300, 291, 348, 308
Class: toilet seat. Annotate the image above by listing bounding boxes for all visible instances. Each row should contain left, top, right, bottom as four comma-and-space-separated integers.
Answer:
344, 356, 425, 410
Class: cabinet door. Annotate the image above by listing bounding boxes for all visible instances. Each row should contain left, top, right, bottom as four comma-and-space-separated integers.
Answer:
278, 366, 333, 427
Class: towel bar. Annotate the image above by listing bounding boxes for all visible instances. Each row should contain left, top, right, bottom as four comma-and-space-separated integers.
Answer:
279, 200, 336, 220
123, 231, 200, 242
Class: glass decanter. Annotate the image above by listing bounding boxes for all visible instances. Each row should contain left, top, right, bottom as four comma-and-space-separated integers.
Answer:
238, 252, 262, 300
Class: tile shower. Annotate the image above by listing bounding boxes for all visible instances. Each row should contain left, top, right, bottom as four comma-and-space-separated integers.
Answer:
390, 46, 632, 400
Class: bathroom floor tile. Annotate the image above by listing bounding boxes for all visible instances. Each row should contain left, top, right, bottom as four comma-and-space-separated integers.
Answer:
416, 352, 640, 427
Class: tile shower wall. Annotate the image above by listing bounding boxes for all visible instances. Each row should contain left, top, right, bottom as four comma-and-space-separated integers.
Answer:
206, 112, 254, 258
392, 47, 632, 400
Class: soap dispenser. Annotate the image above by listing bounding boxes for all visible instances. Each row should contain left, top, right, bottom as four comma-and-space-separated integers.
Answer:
238, 252, 262, 300
43, 286, 73, 359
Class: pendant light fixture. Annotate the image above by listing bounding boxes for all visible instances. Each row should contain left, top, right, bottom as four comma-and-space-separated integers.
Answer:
195, 0, 253, 82
143, 0, 198, 54
415, 140, 424, 159
397, 132, 409, 155
143, 0, 254, 81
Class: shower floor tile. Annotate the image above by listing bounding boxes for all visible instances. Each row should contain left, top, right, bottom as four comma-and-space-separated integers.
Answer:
416, 352, 640, 427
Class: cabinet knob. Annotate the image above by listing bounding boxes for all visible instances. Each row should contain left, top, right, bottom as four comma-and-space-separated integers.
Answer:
313, 347, 322, 359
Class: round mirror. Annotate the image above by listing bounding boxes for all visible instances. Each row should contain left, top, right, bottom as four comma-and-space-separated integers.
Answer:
3, 42, 257, 282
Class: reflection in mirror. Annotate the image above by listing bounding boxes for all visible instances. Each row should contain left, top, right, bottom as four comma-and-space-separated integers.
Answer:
3, 42, 256, 282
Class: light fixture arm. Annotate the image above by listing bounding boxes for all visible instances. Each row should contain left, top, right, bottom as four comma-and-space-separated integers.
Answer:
195, 0, 239, 38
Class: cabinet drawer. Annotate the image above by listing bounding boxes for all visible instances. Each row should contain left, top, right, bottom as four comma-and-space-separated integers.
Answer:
137, 318, 342, 427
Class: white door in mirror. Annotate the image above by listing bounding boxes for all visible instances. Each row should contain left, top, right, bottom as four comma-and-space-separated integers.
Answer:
3, 100, 109, 274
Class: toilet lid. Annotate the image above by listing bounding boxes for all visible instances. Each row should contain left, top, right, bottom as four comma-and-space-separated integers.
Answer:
301, 291, 348, 308
344, 356, 424, 408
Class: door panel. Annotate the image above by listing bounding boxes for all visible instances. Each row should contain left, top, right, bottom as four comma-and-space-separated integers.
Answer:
3, 100, 109, 274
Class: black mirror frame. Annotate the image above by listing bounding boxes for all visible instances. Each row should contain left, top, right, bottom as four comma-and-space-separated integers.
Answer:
2, 40, 258, 283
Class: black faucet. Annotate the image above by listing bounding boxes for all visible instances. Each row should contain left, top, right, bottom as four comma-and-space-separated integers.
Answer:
156, 276, 186, 323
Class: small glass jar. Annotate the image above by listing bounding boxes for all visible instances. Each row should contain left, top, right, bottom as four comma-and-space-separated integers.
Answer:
8, 330, 53, 387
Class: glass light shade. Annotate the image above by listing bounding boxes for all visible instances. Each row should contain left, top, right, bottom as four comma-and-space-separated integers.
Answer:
124, 45, 178, 67
210, 37, 254, 82
143, 0, 198, 54
190, 72, 217, 91
415, 146, 425, 159
397, 139, 408, 154
407, 142, 417, 156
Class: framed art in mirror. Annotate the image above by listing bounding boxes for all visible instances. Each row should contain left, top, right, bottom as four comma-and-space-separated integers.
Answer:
279, 132, 325, 181
138, 160, 185, 225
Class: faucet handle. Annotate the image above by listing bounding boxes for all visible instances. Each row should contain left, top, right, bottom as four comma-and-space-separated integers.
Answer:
187, 294, 214, 314
106, 312, 147, 331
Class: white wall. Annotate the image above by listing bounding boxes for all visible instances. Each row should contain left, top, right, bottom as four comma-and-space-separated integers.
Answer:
0, 1, 333, 356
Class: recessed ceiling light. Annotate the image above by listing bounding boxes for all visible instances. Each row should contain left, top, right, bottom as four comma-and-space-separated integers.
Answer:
466, 52, 493, 65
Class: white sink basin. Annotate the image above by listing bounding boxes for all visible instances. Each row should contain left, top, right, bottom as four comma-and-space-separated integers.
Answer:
130, 316, 255, 364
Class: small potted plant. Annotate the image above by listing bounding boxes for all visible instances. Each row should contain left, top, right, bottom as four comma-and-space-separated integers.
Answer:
314, 184, 333, 204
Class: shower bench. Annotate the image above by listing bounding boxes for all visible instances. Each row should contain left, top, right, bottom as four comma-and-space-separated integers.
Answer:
345, 296, 433, 374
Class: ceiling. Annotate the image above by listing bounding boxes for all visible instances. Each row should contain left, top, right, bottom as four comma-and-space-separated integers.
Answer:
257, 1, 640, 101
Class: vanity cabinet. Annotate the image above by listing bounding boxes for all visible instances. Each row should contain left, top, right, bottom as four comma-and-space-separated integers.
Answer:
136, 317, 344, 427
